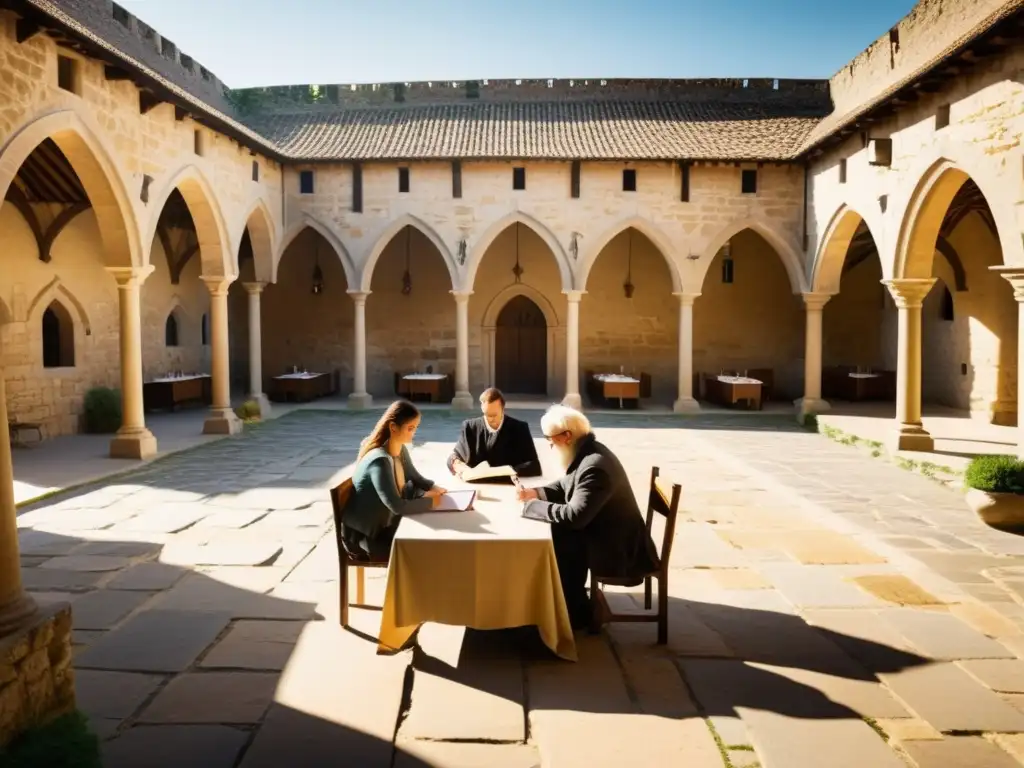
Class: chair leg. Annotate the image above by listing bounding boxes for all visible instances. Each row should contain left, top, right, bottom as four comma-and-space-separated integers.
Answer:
356, 566, 366, 606
339, 562, 349, 627
589, 570, 602, 634
657, 574, 668, 645
644, 576, 652, 610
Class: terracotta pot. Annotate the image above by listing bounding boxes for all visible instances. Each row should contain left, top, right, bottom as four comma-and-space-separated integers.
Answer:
965, 488, 1024, 528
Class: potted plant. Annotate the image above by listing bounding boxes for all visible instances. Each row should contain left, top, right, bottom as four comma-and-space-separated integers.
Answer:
964, 455, 1024, 528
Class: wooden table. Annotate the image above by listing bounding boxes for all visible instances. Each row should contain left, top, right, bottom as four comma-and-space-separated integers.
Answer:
269, 372, 332, 403
143, 375, 211, 412
401, 374, 447, 403
377, 482, 576, 661
593, 374, 640, 409
704, 375, 762, 410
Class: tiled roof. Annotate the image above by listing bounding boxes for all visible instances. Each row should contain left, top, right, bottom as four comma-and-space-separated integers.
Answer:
245, 100, 829, 162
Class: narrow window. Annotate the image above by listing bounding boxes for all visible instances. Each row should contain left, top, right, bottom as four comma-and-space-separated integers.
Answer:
570, 161, 581, 199
193, 129, 204, 156
352, 162, 363, 212
452, 161, 462, 198
251, 160, 259, 182
42, 301, 74, 367
201, 313, 210, 346
299, 170, 314, 195
398, 167, 410, 193
512, 167, 526, 191
165, 313, 179, 347
679, 161, 690, 202
722, 258, 735, 284
839, 158, 847, 184
57, 55, 78, 94
940, 287, 954, 321
936, 104, 951, 131
741, 169, 757, 195
622, 169, 637, 192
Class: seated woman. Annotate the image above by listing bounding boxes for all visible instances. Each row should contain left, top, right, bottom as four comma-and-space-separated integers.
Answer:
342, 400, 447, 560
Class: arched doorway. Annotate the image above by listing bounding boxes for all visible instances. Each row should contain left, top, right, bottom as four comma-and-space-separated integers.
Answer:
495, 295, 547, 395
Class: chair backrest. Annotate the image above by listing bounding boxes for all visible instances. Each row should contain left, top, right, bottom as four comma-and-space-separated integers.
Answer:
329, 477, 355, 556
639, 372, 652, 399
645, 466, 681, 573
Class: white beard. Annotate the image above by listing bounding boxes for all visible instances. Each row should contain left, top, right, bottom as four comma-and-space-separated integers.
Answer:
554, 443, 576, 471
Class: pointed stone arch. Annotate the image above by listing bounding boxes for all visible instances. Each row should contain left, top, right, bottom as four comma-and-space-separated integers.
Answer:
0, 109, 140, 268
238, 197, 276, 282
812, 205, 876, 294
577, 216, 681, 292
481, 283, 561, 328
143, 164, 233, 279
275, 215, 356, 287
26, 277, 92, 337
480, 283, 562, 396
360, 214, 457, 293
465, 211, 573, 292
698, 216, 808, 294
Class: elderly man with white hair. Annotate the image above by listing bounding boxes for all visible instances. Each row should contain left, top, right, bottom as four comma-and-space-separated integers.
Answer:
516, 404, 659, 630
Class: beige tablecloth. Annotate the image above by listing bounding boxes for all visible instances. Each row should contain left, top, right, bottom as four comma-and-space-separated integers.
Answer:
377, 485, 577, 661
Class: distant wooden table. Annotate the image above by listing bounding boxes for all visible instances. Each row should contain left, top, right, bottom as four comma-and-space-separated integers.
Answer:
270, 372, 331, 403
143, 375, 211, 412
704, 375, 762, 410
402, 374, 446, 403
593, 374, 640, 408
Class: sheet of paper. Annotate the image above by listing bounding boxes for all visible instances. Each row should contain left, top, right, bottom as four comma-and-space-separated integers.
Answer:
433, 490, 477, 511
461, 461, 516, 481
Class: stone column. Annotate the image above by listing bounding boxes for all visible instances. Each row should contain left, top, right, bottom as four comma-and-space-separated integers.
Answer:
883, 278, 936, 452
795, 292, 833, 420
347, 291, 372, 409
672, 292, 701, 413
451, 290, 473, 410
994, 269, 1024, 458
202, 277, 242, 435
107, 266, 158, 459
0, 373, 38, 636
243, 282, 270, 417
563, 290, 583, 409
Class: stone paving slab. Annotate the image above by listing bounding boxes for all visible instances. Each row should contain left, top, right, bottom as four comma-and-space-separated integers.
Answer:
878, 607, 1016, 660
74, 609, 232, 673
149, 570, 317, 619
393, 739, 542, 768
139, 672, 278, 724
102, 724, 250, 768
106, 562, 187, 591
959, 659, 1024, 693
40, 555, 134, 572
22, 567, 104, 591
757, 564, 887, 608
74, 669, 164, 720
199, 620, 307, 670
69, 589, 153, 630
902, 736, 1021, 768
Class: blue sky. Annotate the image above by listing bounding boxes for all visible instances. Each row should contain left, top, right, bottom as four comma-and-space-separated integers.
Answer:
121, 0, 916, 88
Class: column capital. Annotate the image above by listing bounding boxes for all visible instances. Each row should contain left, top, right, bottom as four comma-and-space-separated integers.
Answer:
347, 290, 371, 305
991, 267, 1024, 301
801, 292, 834, 311
450, 290, 474, 303
563, 290, 586, 303
672, 291, 701, 307
882, 278, 936, 309
202, 275, 236, 296
106, 265, 154, 287
243, 281, 266, 295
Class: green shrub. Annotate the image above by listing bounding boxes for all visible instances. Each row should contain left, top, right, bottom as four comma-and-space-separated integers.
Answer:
82, 387, 121, 434
964, 455, 1024, 494
0, 711, 101, 768
234, 399, 262, 422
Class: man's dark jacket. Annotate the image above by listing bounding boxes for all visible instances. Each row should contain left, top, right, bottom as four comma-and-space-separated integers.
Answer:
446, 415, 542, 477
524, 433, 660, 584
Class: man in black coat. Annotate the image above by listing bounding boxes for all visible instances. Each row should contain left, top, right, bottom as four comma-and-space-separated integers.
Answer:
447, 388, 542, 479
518, 404, 660, 630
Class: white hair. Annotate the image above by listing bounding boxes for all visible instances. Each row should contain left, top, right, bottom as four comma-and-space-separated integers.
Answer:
540, 404, 592, 440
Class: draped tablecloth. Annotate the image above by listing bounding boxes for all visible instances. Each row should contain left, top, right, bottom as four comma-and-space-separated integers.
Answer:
377, 485, 577, 661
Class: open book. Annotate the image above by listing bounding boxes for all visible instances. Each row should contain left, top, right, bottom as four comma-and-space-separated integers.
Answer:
460, 461, 516, 482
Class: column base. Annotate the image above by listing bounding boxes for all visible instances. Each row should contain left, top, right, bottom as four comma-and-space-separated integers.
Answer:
672, 397, 701, 414
562, 393, 583, 410
451, 392, 474, 411
250, 393, 272, 419
0, 592, 38, 637
348, 392, 373, 410
794, 397, 831, 416
109, 427, 158, 460
203, 408, 243, 436
887, 423, 934, 453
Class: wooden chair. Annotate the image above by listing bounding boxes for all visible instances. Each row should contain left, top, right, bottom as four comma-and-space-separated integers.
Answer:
329, 477, 389, 627
748, 368, 774, 401
590, 466, 681, 644
8, 420, 42, 447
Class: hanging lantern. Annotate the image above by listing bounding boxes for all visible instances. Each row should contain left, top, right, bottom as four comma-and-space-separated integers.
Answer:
623, 230, 635, 299
512, 222, 524, 283
311, 243, 324, 295
401, 227, 413, 295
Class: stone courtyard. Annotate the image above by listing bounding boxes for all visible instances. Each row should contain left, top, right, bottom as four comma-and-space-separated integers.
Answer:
13, 410, 1024, 767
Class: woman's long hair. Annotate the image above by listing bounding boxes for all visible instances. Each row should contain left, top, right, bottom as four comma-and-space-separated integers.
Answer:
357, 400, 421, 461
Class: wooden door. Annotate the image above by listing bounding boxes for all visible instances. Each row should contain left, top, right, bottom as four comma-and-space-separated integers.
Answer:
495, 295, 547, 394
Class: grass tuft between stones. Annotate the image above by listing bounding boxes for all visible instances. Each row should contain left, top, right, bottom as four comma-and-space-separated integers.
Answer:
0, 711, 101, 768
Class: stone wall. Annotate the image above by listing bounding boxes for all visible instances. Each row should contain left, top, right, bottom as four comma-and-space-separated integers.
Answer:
0, 604, 75, 747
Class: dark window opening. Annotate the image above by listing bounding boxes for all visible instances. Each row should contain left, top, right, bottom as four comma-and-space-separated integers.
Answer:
741, 169, 757, 194
452, 161, 462, 198
936, 104, 951, 131
42, 302, 74, 368
193, 130, 204, 156
398, 167, 410, 193
201, 313, 210, 346
512, 167, 526, 190
251, 161, 259, 182
57, 55, 78, 94
622, 169, 637, 192
299, 170, 315, 194
940, 287, 954, 321
165, 313, 179, 347
839, 158, 847, 184
722, 258, 735, 284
